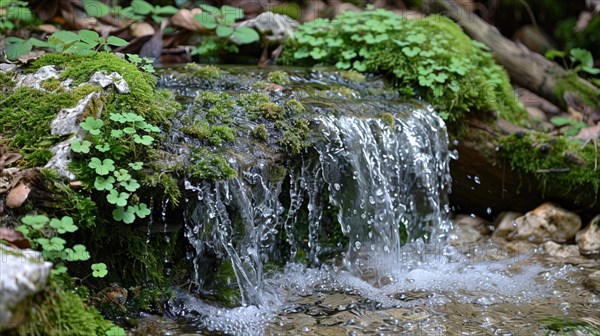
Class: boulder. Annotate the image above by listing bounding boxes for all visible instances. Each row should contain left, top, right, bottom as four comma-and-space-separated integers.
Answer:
14, 65, 59, 89
511, 203, 581, 243
576, 215, 600, 255
0, 245, 52, 330
492, 211, 522, 239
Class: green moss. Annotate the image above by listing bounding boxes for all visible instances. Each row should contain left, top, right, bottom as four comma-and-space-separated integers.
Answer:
143, 171, 182, 207
190, 148, 237, 180
13, 276, 113, 336
268, 166, 287, 182
186, 64, 223, 80
30, 52, 177, 126
497, 133, 599, 204
238, 92, 271, 113
39, 78, 65, 92
259, 102, 284, 120
282, 10, 526, 128
213, 260, 241, 307
333, 87, 356, 97
279, 130, 303, 155
208, 125, 236, 146
271, 3, 302, 21
252, 124, 269, 141
0, 86, 79, 167
340, 70, 366, 82
196, 91, 234, 124
267, 71, 290, 85
555, 73, 600, 108
379, 112, 395, 128
540, 317, 600, 334
284, 99, 305, 115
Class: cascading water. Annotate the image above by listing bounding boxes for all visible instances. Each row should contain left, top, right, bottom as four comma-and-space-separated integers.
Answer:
182, 96, 451, 307
157, 68, 584, 336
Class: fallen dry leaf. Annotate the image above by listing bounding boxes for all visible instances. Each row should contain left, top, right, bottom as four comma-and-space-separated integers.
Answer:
171, 8, 208, 32
131, 22, 155, 37
0, 227, 31, 249
576, 123, 600, 142
6, 181, 30, 209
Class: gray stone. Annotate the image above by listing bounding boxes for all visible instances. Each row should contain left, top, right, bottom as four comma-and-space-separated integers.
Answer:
0, 245, 52, 330
51, 92, 103, 136
88, 71, 130, 93
238, 12, 299, 43
576, 215, 600, 255
14, 65, 60, 89
542, 241, 580, 258
492, 211, 522, 239
0, 63, 17, 73
44, 139, 76, 180
511, 203, 581, 243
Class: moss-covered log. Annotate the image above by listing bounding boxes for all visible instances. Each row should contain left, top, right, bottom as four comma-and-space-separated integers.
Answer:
424, 0, 599, 109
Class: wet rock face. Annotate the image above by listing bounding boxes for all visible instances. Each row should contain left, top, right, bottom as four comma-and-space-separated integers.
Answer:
576, 215, 600, 255
0, 245, 52, 330
511, 203, 581, 243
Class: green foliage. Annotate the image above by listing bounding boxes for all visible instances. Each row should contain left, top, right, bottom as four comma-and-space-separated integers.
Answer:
69, 112, 158, 223
126, 53, 156, 73
0, 0, 36, 32
15, 277, 114, 336
190, 148, 237, 180
5, 30, 128, 61
540, 317, 600, 335
30, 52, 178, 125
498, 132, 600, 204
282, 9, 525, 126
191, 5, 260, 56
546, 47, 600, 76
0, 86, 88, 167
549, 116, 587, 136
111, 0, 178, 23
252, 124, 269, 141
17, 215, 108, 278
267, 71, 290, 85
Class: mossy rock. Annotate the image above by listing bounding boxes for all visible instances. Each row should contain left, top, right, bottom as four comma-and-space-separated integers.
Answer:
12, 277, 114, 336
280, 9, 526, 130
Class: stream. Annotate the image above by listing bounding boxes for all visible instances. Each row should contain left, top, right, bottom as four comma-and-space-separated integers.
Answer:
134, 66, 599, 336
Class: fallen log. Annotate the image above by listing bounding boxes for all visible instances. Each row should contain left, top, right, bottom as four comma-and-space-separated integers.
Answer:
423, 0, 599, 109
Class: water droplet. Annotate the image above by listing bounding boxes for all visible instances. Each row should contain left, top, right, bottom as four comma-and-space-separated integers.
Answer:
333, 183, 341, 191
354, 241, 362, 250
474, 176, 481, 184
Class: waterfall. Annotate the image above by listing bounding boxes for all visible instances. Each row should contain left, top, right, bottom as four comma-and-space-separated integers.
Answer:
183, 101, 451, 306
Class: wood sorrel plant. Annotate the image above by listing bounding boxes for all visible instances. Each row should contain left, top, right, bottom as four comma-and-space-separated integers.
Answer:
70, 112, 158, 224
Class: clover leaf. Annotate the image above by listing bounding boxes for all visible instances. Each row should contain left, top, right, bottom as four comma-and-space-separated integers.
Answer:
120, 178, 140, 192
49, 216, 78, 234
94, 176, 115, 191
105, 326, 127, 336
80, 116, 104, 135
128, 162, 143, 171
95, 143, 111, 152
123, 127, 137, 135
91, 263, 108, 278
70, 139, 91, 153
63, 244, 90, 261
133, 134, 154, 145
107, 189, 130, 207
37, 237, 66, 251
51, 263, 68, 275
88, 157, 115, 175
112, 206, 136, 224
21, 215, 49, 229
134, 203, 151, 218
111, 129, 124, 138
114, 169, 131, 182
